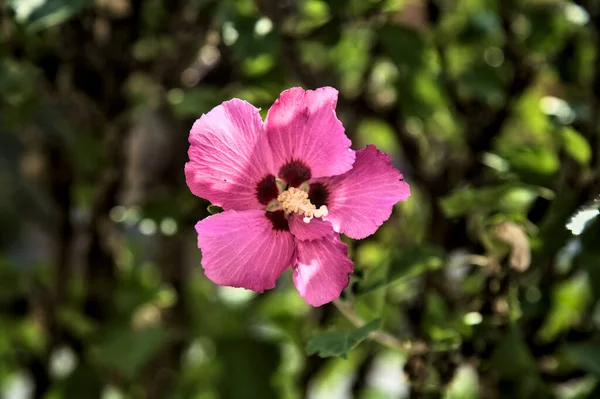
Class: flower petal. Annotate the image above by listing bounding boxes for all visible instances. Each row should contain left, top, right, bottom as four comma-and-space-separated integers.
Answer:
185, 99, 275, 211
321, 145, 410, 239
265, 87, 355, 182
288, 214, 333, 241
293, 235, 354, 307
196, 210, 295, 292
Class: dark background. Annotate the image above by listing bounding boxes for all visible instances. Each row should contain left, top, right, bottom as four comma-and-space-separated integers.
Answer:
1, 0, 600, 398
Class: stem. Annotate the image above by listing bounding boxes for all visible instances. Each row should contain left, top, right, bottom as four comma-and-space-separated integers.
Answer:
332, 299, 429, 355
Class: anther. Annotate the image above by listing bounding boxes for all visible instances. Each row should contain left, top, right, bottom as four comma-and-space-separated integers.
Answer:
277, 187, 329, 223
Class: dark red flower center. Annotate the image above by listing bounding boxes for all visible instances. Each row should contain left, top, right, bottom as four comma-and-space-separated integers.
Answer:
278, 159, 311, 188
256, 174, 279, 205
308, 182, 329, 208
256, 162, 324, 232
265, 210, 289, 231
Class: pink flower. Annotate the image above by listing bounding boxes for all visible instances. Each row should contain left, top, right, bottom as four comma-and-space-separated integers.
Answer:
185, 87, 410, 306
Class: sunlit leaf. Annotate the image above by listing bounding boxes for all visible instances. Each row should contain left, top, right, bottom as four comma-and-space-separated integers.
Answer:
561, 127, 591, 165
355, 119, 399, 158
446, 365, 479, 399
9, 0, 95, 32
505, 145, 561, 178
538, 273, 592, 342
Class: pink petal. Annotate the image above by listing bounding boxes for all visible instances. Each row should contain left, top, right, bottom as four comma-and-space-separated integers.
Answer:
288, 214, 334, 241
293, 235, 354, 307
265, 87, 355, 184
185, 99, 276, 211
195, 210, 295, 292
322, 145, 410, 239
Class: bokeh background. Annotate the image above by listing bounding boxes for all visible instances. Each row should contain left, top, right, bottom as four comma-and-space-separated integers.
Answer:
2, 0, 600, 398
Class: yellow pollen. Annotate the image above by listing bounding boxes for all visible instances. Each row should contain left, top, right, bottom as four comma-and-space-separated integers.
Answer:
277, 187, 328, 223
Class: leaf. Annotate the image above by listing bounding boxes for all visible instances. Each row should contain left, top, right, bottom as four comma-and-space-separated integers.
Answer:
537, 273, 591, 342
96, 327, 167, 378
216, 338, 280, 399
457, 11, 503, 44
0, 59, 40, 107
523, 6, 569, 55
561, 127, 591, 165
306, 319, 381, 358
446, 365, 479, 399
59, 363, 102, 399
377, 24, 425, 70
207, 204, 224, 215
565, 343, 600, 376
357, 246, 445, 295
491, 324, 538, 380
424, 292, 462, 344
578, 217, 600, 299
505, 145, 561, 177
171, 87, 224, 119
9, 0, 95, 32
439, 184, 552, 218
387, 246, 445, 281
356, 119, 399, 156
459, 62, 506, 105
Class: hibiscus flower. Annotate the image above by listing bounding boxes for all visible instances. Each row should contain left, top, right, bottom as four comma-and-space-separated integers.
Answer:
185, 87, 410, 306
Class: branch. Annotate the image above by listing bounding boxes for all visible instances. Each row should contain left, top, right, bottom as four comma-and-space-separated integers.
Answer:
333, 299, 429, 355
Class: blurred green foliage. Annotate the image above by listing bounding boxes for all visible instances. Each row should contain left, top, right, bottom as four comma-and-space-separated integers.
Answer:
1, 0, 600, 398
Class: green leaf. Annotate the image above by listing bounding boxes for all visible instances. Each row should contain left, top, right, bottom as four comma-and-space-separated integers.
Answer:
439, 184, 552, 218
357, 246, 445, 295
207, 204, 224, 215
216, 338, 280, 399
59, 363, 102, 399
377, 24, 425, 70
579, 217, 600, 299
458, 11, 503, 42
523, 6, 569, 55
505, 145, 561, 177
537, 273, 592, 342
9, 0, 95, 32
490, 325, 546, 397
491, 324, 538, 380
459, 62, 505, 105
445, 365, 479, 399
356, 119, 399, 156
242, 54, 276, 77
565, 343, 600, 376
306, 319, 381, 358
171, 87, 224, 119
96, 327, 168, 378
561, 127, 591, 165
0, 59, 40, 108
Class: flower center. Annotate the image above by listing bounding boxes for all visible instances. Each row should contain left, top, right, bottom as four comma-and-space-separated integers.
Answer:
277, 187, 328, 223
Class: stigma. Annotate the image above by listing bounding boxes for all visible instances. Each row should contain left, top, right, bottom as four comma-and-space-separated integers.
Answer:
277, 187, 328, 223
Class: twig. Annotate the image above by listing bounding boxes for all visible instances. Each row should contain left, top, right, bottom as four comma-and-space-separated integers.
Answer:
332, 299, 429, 355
